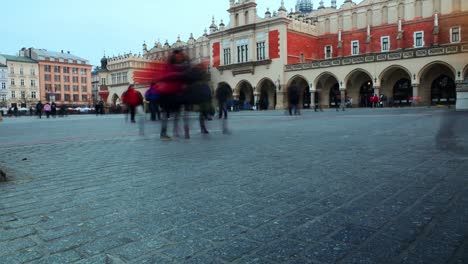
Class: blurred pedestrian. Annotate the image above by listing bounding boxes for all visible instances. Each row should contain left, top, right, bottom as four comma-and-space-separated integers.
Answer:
216, 83, 232, 134
36, 101, 43, 119
44, 102, 51, 118
145, 82, 161, 121
314, 89, 323, 112
121, 84, 143, 123
51, 102, 57, 118
288, 84, 300, 115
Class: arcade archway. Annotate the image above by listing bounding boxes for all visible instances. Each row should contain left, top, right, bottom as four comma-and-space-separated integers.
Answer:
345, 69, 373, 108
257, 78, 276, 110
379, 65, 412, 107
236, 81, 254, 110
419, 62, 456, 106
314, 72, 339, 108
288, 76, 310, 108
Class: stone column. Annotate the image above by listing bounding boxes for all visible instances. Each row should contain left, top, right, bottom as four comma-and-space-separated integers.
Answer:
456, 80, 468, 111
412, 84, 419, 106
276, 90, 286, 110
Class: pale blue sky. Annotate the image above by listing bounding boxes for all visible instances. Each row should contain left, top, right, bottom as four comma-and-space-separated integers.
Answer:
1, 0, 344, 66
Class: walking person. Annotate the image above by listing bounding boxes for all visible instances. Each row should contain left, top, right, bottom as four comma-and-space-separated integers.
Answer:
51, 102, 57, 118
121, 85, 142, 123
334, 91, 341, 112
145, 82, 161, 121
36, 101, 43, 119
288, 84, 300, 115
216, 83, 232, 134
44, 102, 51, 118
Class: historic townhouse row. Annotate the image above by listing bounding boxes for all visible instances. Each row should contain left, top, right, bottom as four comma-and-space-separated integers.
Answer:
0, 48, 92, 108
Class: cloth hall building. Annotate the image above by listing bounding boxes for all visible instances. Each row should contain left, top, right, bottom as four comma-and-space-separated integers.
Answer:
102, 0, 468, 111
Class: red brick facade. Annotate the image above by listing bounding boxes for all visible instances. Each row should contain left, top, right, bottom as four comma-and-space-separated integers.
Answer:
212, 42, 220, 67
268, 30, 280, 59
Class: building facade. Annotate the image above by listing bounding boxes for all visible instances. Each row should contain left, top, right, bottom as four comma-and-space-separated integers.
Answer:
206, 0, 468, 110
20, 48, 92, 107
0, 54, 40, 108
0, 63, 8, 106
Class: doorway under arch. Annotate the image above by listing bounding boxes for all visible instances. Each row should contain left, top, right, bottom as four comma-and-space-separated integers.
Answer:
431, 75, 456, 106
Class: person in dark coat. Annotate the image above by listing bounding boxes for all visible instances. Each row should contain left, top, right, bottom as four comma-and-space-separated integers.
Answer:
288, 84, 300, 115
36, 101, 43, 119
314, 90, 323, 112
51, 102, 57, 118
215, 83, 232, 134
145, 82, 161, 121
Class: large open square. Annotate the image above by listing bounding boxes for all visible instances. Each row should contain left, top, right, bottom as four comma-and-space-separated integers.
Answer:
0, 108, 467, 263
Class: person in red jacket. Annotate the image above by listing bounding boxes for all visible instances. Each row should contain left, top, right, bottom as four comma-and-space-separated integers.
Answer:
122, 84, 142, 123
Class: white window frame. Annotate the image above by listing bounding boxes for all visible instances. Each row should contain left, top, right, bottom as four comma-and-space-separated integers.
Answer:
256, 41, 266, 61
381, 36, 390, 52
31, 91, 36, 99
351, 40, 359, 55
414, 31, 424, 48
324, 45, 333, 59
11, 91, 15, 98
450, 26, 460, 43
223, 48, 231, 65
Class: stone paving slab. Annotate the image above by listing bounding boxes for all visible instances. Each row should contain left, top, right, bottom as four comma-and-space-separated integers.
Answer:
0, 108, 467, 263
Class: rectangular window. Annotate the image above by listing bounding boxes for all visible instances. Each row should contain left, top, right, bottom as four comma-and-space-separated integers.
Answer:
64, 85, 70, 91
11, 79, 15, 86
451, 27, 460, 43
31, 91, 36, 99
256, 42, 266, 61
351, 40, 359, 55
237, 44, 248, 63
101, 78, 106, 85
31, 80, 36, 87
21, 91, 25, 98
80, 69, 86, 75
44, 74, 51, 81
54, 84, 61, 92
414, 31, 424, 47
11, 91, 15, 98
64, 94, 70, 101
325, 45, 332, 59
64, 76, 70, 82
81, 86, 87, 92
20, 79, 25, 86
44, 65, 51, 72
54, 66, 60, 73
30, 68, 36, 76
63, 67, 69, 73
72, 67, 78, 74
54, 75, 61, 82
73, 94, 79, 102
81, 77, 87, 83
73, 76, 79, 83
1, 94, 6, 101
73, 85, 79, 91
20, 68, 24, 75
300, 53, 305, 63
10, 67, 14, 74
45, 84, 52, 91
1, 83, 5, 89
81, 95, 87, 101
223, 48, 231, 65
55, 94, 61, 101
381, 36, 390, 52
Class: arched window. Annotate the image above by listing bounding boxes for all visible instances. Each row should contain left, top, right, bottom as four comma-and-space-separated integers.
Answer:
382, 6, 388, 24
415, 0, 423, 17
366, 9, 373, 25
325, 18, 330, 33
398, 3, 405, 20
352, 12, 358, 28
245, 11, 249, 24
235, 13, 239, 27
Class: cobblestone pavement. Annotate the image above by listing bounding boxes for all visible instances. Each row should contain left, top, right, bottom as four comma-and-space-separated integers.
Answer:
0, 108, 467, 264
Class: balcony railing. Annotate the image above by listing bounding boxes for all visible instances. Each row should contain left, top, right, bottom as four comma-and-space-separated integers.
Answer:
285, 43, 467, 72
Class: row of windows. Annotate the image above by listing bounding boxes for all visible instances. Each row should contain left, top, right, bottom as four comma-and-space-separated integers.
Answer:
9, 91, 37, 99
44, 75, 87, 83
324, 28, 460, 59
44, 84, 88, 92
45, 94, 88, 102
110, 72, 128, 85
223, 41, 267, 65
9, 79, 36, 87
44, 65, 87, 75
9, 67, 36, 76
